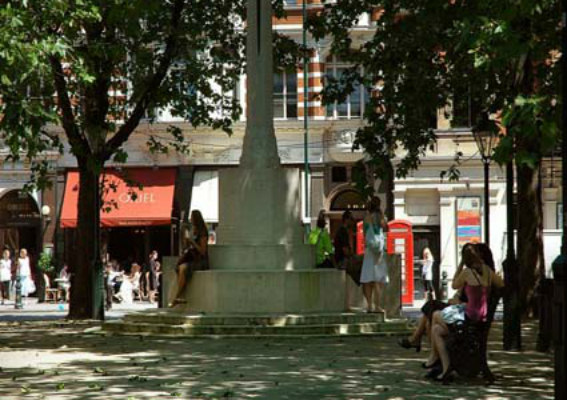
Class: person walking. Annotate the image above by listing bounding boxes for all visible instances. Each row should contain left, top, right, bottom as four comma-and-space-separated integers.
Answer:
0, 249, 12, 305
360, 196, 388, 314
421, 247, 435, 300
17, 248, 33, 299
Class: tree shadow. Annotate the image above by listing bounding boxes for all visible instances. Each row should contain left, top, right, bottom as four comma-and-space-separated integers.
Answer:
0, 321, 554, 399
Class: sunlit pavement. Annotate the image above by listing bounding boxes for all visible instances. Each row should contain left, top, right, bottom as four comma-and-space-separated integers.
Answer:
0, 298, 156, 322
0, 315, 553, 400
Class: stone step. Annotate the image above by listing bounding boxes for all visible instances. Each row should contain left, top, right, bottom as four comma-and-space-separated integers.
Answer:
123, 311, 386, 327
101, 320, 410, 337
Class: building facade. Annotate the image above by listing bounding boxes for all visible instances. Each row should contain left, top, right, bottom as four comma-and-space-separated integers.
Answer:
1, 1, 562, 304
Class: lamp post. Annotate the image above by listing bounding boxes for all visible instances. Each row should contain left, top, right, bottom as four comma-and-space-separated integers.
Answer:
302, 0, 310, 232
38, 205, 52, 304
472, 115, 497, 245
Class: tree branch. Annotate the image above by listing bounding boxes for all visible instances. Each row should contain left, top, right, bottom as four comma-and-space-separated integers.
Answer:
103, 0, 187, 160
49, 56, 89, 156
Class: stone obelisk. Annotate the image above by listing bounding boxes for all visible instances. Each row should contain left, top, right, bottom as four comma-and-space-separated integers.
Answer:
182, 0, 344, 313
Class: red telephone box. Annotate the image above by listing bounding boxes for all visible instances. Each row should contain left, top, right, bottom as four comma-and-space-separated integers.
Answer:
387, 220, 414, 305
356, 221, 365, 255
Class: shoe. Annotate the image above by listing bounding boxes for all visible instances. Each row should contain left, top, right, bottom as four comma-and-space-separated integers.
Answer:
422, 360, 441, 369
434, 368, 453, 384
424, 366, 442, 380
398, 338, 421, 353
168, 298, 186, 307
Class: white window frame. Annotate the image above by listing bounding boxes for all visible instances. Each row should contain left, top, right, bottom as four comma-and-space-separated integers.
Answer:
325, 56, 366, 120
273, 69, 298, 120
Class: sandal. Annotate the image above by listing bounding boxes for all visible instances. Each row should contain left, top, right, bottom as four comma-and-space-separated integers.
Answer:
398, 337, 421, 352
168, 298, 187, 307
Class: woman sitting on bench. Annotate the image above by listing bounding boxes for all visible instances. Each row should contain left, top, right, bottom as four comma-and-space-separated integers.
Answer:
169, 210, 209, 307
426, 243, 504, 382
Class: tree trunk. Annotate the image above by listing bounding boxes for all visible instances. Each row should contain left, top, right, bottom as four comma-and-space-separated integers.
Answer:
516, 162, 545, 316
68, 164, 102, 320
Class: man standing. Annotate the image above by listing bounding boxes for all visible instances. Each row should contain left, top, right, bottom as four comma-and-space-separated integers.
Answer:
334, 210, 359, 310
143, 251, 159, 303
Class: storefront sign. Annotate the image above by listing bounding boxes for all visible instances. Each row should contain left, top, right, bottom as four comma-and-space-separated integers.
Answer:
456, 197, 482, 255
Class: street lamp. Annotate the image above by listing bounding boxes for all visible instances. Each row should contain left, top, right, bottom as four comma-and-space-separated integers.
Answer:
472, 114, 498, 245
41, 205, 52, 244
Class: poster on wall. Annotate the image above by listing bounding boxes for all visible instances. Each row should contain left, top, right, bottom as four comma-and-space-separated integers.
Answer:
456, 197, 482, 255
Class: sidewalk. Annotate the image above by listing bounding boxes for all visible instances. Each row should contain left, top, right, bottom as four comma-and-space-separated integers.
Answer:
0, 317, 554, 399
0, 298, 156, 322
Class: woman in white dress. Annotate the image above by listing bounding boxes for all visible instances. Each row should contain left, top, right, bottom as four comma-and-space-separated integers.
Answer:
0, 249, 12, 305
360, 196, 389, 313
17, 248, 33, 298
118, 263, 141, 304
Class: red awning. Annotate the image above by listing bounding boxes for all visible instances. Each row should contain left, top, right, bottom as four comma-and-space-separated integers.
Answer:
60, 168, 176, 228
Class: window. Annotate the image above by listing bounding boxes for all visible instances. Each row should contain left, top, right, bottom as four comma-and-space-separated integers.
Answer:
451, 87, 480, 128
273, 70, 297, 119
325, 56, 367, 119
283, 0, 297, 4
331, 166, 347, 183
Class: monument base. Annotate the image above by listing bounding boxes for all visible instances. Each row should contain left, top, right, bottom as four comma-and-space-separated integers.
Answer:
167, 269, 345, 314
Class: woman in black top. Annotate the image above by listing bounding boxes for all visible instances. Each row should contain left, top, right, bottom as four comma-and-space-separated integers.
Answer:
169, 210, 209, 307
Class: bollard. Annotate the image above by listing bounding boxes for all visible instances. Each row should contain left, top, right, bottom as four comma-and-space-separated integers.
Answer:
441, 271, 448, 301
552, 254, 567, 400
14, 265, 23, 309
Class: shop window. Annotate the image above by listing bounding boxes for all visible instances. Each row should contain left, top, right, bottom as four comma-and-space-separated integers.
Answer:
274, 69, 298, 119
325, 56, 368, 119
330, 189, 366, 211
331, 166, 348, 183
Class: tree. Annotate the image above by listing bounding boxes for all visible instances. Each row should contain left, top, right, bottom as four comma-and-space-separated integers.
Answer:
0, 0, 246, 319
308, 2, 449, 220
310, 0, 561, 346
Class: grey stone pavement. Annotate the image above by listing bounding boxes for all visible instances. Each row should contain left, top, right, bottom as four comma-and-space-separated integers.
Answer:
0, 299, 554, 400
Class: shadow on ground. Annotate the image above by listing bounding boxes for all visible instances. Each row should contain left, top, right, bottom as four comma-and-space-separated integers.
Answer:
0, 320, 554, 400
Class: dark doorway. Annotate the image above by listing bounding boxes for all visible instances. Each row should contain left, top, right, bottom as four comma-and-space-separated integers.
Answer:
413, 227, 441, 301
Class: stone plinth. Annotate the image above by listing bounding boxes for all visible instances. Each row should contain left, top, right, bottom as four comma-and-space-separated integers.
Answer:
211, 167, 313, 271
161, 255, 402, 316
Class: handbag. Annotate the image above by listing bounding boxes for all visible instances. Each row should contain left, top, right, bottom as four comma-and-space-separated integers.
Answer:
365, 225, 384, 258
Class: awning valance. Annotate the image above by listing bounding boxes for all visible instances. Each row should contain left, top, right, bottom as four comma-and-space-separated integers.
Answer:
60, 168, 176, 228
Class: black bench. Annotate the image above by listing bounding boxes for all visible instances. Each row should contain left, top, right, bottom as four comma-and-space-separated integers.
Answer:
445, 288, 502, 383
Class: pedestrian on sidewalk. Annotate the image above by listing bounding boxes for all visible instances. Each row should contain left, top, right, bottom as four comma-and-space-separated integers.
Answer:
0, 249, 12, 305
17, 249, 33, 300
421, 247, 435, 300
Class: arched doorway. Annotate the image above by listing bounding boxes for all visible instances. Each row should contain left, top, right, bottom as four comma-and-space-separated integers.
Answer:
0, 190, 41, 262
327, 188, 367, 237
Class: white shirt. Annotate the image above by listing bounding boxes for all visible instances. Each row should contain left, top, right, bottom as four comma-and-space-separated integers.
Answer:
18, 257, 31, 278
0, 259, 11, 282
422, 258, 434, 281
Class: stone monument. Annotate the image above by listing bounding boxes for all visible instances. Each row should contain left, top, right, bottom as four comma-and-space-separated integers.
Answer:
175, 0, 345, 313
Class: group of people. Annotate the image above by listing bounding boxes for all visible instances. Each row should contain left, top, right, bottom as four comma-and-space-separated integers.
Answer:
0, 248, 35, 304
168, 200, 390, 312
104, 250, 161, 309
309, 196, 389, 313
398, 242, 504, 382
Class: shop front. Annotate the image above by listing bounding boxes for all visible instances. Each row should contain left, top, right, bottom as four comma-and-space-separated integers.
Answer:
59, 168, 177, 270
0, 190, 42, 263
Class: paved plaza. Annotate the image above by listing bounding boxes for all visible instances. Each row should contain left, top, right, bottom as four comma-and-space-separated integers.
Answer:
0, 309, 554, 400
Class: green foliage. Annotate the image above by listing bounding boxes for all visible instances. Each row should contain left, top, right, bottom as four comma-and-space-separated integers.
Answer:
309, 0, 561, 178
37, 252, 54, 274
